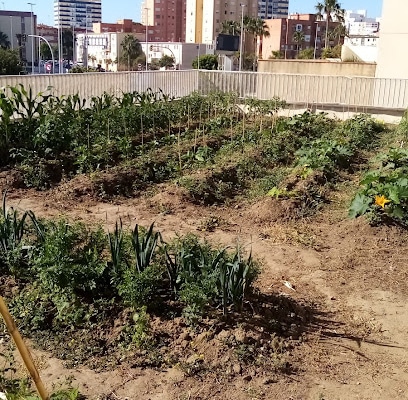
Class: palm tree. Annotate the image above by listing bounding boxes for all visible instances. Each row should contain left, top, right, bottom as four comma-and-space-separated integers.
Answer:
293, 31, 305, 56
121, 34, 143, 71
252, 18, 270, 60
315, 0, 345, 48
0, 31, 11, 49
62, 29, 74, 60
333, 23, 349, 45
220, 20, 240, 35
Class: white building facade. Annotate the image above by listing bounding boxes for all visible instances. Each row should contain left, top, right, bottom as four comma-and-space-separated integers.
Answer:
344, 10, 380, 36
143, 42, 214, 70
76, 33, 215, 71
54, 0, 102, 29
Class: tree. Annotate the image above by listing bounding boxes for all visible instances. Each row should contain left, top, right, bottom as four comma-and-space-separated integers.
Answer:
192, 54, 218, 70
333, 23, 349, 45
106, 58, 113, 71
62, 29, 74, 60
270, 50, 284, 59
297, 48, 314, 59
0, 48, 22, 74
252, 17, 270, 60
40, 42, 57, 60
159, 54, 175, 70
321, 44, 341, 58
315, 0, 345, 48
88, 54, 96, 66
0, 32, 10, 49
220, 20, 240, 35
293, 31, 305, 55
120, 34, 143, 71
242, 17, 269, 70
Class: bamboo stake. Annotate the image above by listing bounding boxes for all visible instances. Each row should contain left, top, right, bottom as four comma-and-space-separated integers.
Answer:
0, 296, 49, 400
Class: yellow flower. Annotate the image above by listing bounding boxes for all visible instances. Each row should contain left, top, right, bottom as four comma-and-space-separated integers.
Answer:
375, 195, 391, 208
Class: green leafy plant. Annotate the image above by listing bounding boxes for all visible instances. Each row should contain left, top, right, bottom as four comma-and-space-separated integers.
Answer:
349, 148, 408, 225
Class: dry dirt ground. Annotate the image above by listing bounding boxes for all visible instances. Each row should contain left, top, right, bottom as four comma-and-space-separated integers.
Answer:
1, 180, 408, 400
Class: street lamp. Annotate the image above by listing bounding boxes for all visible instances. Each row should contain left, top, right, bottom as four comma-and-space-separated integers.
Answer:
144, 8, 149, 71
239, 4, 245, 72
28, 2, 35, 74
9, 15, 13, 49
313, 21, 319, 59
29, 34, 55, 73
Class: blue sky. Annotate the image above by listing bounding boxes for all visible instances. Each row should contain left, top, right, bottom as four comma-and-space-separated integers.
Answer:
4, 0, 383, 26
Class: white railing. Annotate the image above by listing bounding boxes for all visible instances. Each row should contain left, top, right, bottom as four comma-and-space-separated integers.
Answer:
1, 70, 407, 110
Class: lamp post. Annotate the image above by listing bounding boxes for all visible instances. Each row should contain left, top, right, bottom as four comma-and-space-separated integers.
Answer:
239, 4, 245, 72
29, 34, 54, 73
10, 15, 13, 49
144, 7, 149, 71
28, 2, 35, 74
313, 21, 319, 59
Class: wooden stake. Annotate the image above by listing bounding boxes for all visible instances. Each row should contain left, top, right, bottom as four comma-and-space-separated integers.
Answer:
0, 296, 49, 400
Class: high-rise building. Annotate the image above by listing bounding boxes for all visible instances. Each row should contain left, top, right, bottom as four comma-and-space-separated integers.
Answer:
186, 0, 258, 44
54, 0, 102, 30
0, 10, 37, 65
258, 0, 289, 19
141, 0, 186, 42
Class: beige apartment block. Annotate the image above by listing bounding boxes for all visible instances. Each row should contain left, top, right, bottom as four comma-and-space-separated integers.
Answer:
376, 0, 407, 79
186, 0, 258, 44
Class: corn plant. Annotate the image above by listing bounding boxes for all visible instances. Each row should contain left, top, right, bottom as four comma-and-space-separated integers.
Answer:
7, 84, 52, 123
218, 244, 257, 316
0, 191, 28, 257
130, 222, 159, 273
107, 219, 124, 277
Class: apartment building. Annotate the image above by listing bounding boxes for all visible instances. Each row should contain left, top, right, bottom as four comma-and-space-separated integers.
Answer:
54, 0, 102, 30
344, 10, 380, 36
258, 0, 289, 19
142, 42, 214, 69
76, 32, 136, 71
261, 13, 342, 59
141, 0, 186, 42
93, 19, 147, 36
186, 0, 258, 44
0, 10, 37, 64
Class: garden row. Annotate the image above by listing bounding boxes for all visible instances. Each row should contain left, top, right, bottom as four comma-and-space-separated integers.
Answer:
2, 85, 407, 224
0, 192, 258, 333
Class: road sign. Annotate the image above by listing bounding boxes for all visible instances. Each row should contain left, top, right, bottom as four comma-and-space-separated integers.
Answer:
45, 63, 51, 72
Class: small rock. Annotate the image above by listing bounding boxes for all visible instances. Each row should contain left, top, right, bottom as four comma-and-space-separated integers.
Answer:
181, 340, 189, 349
243, 375, 252, 382
234, 329, 249, 344
233, 363, 242, 374
179, 332, 191, 341
217, 330, 230, 342
262, 378, 275, 385
331, 296, 336, 301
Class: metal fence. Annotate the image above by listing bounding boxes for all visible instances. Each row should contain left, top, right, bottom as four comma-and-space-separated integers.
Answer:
1, 70, 407, 110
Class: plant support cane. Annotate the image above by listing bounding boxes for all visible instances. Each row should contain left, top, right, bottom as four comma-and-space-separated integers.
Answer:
0, 296, 49, 400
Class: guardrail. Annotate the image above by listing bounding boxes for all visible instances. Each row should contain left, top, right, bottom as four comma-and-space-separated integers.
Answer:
0, 70, 407, 110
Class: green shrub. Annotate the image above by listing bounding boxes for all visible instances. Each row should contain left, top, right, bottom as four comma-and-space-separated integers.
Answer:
295, 138, 353, 174
349, 147, 408, 225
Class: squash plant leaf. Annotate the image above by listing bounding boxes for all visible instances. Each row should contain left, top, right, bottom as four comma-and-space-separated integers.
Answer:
349, 193, 372, 218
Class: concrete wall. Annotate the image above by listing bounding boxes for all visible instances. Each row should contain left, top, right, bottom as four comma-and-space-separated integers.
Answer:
258, 59, 376, 77
376, 0, 407, 79
341, 44, 378, 63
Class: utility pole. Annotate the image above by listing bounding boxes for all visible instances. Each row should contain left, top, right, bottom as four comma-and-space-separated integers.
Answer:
239, 4, 245, 72
145, 7, 149, 71
28, 2, 35, 74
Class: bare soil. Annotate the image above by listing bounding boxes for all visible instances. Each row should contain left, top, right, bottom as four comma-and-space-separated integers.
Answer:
1, 177, 408, 400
